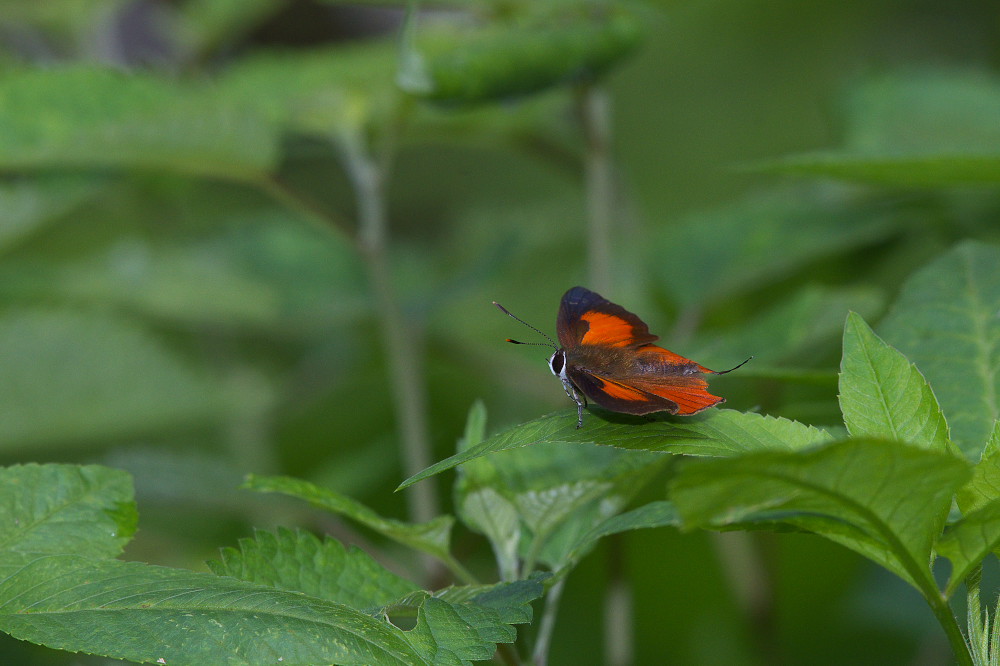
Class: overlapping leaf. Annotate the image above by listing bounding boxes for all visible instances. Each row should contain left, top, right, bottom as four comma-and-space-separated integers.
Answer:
209, 528, 419, 611
401, 408, 831, 490
670, 438, 970, 591
245, 475, 454, 563
879, 241, 1000, 459
839, 312, 953, 452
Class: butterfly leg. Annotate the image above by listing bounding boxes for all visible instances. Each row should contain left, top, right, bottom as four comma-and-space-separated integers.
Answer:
560, 378, 586, 428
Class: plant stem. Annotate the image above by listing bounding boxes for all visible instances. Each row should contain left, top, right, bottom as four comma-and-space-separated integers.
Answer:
339, 128, 440, 530
532, 578, 566, 666
578, 83, 614, 295
603, 535, 633, 666
926, 587, 974, 666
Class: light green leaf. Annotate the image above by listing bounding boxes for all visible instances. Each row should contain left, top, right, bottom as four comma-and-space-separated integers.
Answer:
400, 5, 642, 104
839, 312, 953, 452
244, 475, 454, 563
219, 42, 400, 136
757, 70, 1000, 186
958, 421, 1000, 514
400, 408, 831, 490
879, 241, 1000, 458
0, 556, 429, 665
670, 438, 970, 591
0, 66, 278, 180
937, 499, 1000, 598
208, 528, 419, 611
0, 310, 229, 451
0, 464, 136, 569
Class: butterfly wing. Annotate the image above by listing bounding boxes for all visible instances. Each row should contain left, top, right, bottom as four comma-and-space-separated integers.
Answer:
566, 343, 725, 416
556, 286, 659, 349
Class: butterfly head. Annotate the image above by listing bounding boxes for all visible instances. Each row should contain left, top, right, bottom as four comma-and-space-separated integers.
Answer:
548, 349, 568, 381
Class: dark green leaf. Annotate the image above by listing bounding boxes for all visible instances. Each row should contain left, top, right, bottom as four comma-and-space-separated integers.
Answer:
879, 241, 1000, 458
670, 438, 970, 591
0, 556, 430, 665
937, 499, 1000, 598
839, 312, 953, 452
0, 464, 136, 569
400, 408, 830, 490
957, 422, 1000, 514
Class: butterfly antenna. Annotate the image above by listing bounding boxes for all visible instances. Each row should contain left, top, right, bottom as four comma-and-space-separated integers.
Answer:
715, 356, 753, 375
493, 301, 559, 350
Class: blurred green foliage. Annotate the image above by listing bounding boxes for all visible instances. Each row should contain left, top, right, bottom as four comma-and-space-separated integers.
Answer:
1, 0, 1000, 663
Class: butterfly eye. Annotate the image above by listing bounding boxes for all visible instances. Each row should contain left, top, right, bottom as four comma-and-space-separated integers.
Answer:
549, 350, 565, 376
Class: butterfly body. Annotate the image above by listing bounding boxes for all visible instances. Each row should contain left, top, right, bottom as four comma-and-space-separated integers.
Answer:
498, 286, 748, 428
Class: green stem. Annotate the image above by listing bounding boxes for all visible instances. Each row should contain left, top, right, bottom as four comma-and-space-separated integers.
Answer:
578, 83, 614, 295
927, 586, 973, 666
532, 578, 566, 666
338, 128, 440, 531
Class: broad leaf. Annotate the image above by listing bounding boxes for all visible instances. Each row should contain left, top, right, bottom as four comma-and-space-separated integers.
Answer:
757, 70, 1000, 186
0, 556, 426, 665
244, 475, 454, 563
0, 556, 540, 666
208, 528, 419, 611
401, 408, 831, 489
0, 310, 228, 451
0, 464, 136, 569
670, 438, 970, 591
839, 312, 953, 452
937, 499, 1000, 598
879, 241, 1000, 458
400, 5, 642, 104
655, 186, 898, 307
0, 66, 277, 180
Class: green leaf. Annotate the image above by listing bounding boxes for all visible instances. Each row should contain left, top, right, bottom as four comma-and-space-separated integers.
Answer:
0, 464, 136, 568
244, 475, 455, 563
454, 402, 521, 580
0, 555, 541, 666
958, 421, 1000, 514
208, 528, 419, 611
655, 187, 899, 307
879, 241, 1000, 458
400, 5, 643, 104
757, 70, 1000, 186
0, 66, 278, 180
0, 310, 229, 451
670, 438, 970, 591
400, 408, 831, 489
394, 578, 545, 664
220, 42, 400, 137
0, 556, 429, 665
839, 312, 953, 452
937, 499, 1000, 598
0, 175, 106, 252
558, 501, 679, 574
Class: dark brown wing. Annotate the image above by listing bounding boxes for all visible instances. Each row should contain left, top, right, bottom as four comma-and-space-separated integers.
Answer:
566, 343, 725, 416
556, 286, 659, 349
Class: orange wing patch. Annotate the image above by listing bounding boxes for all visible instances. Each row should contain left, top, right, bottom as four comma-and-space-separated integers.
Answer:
580, 312, 643, 347
594, 377, 650, 402
627, 376, 723, 414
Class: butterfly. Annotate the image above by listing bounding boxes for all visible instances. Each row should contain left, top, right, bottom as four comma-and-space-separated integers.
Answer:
495, 286, 750, 428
